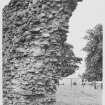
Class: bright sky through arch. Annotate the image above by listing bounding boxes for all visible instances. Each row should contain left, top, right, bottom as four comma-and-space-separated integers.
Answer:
67, 0, 105, 78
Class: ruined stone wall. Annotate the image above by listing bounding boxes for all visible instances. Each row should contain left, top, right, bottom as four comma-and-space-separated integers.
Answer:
3, 0, 81, 105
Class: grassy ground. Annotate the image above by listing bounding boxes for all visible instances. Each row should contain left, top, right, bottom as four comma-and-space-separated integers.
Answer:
56, 80, 102, 105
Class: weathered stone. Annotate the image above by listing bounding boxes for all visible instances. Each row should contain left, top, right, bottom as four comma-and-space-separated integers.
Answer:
3, 0, 82, 105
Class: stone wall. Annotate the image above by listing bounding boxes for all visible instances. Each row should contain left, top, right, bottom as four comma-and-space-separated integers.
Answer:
3, 0, 82, 105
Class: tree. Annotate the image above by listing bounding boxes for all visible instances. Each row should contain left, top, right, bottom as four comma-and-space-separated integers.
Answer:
83, 24, 103, 82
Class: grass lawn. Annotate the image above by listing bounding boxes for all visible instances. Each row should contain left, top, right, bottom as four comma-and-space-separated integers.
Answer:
56, 80, 102, 105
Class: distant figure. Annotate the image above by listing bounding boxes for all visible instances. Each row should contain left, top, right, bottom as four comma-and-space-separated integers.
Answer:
93, 81, 97, 89
101, 82, 103, 89
82, 79, 85, 87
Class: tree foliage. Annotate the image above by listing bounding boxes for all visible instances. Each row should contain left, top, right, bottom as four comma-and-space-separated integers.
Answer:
83, 24, 103, 81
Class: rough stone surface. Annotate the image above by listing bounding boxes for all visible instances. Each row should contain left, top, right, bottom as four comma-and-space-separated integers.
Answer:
3, 0, 81, 105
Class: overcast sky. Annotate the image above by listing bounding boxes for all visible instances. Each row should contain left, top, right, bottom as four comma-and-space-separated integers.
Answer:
0, 0, 105, 76
67, 0, 105, 77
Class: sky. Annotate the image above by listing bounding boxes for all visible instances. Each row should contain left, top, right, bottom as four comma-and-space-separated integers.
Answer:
67, 0, 105, 77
